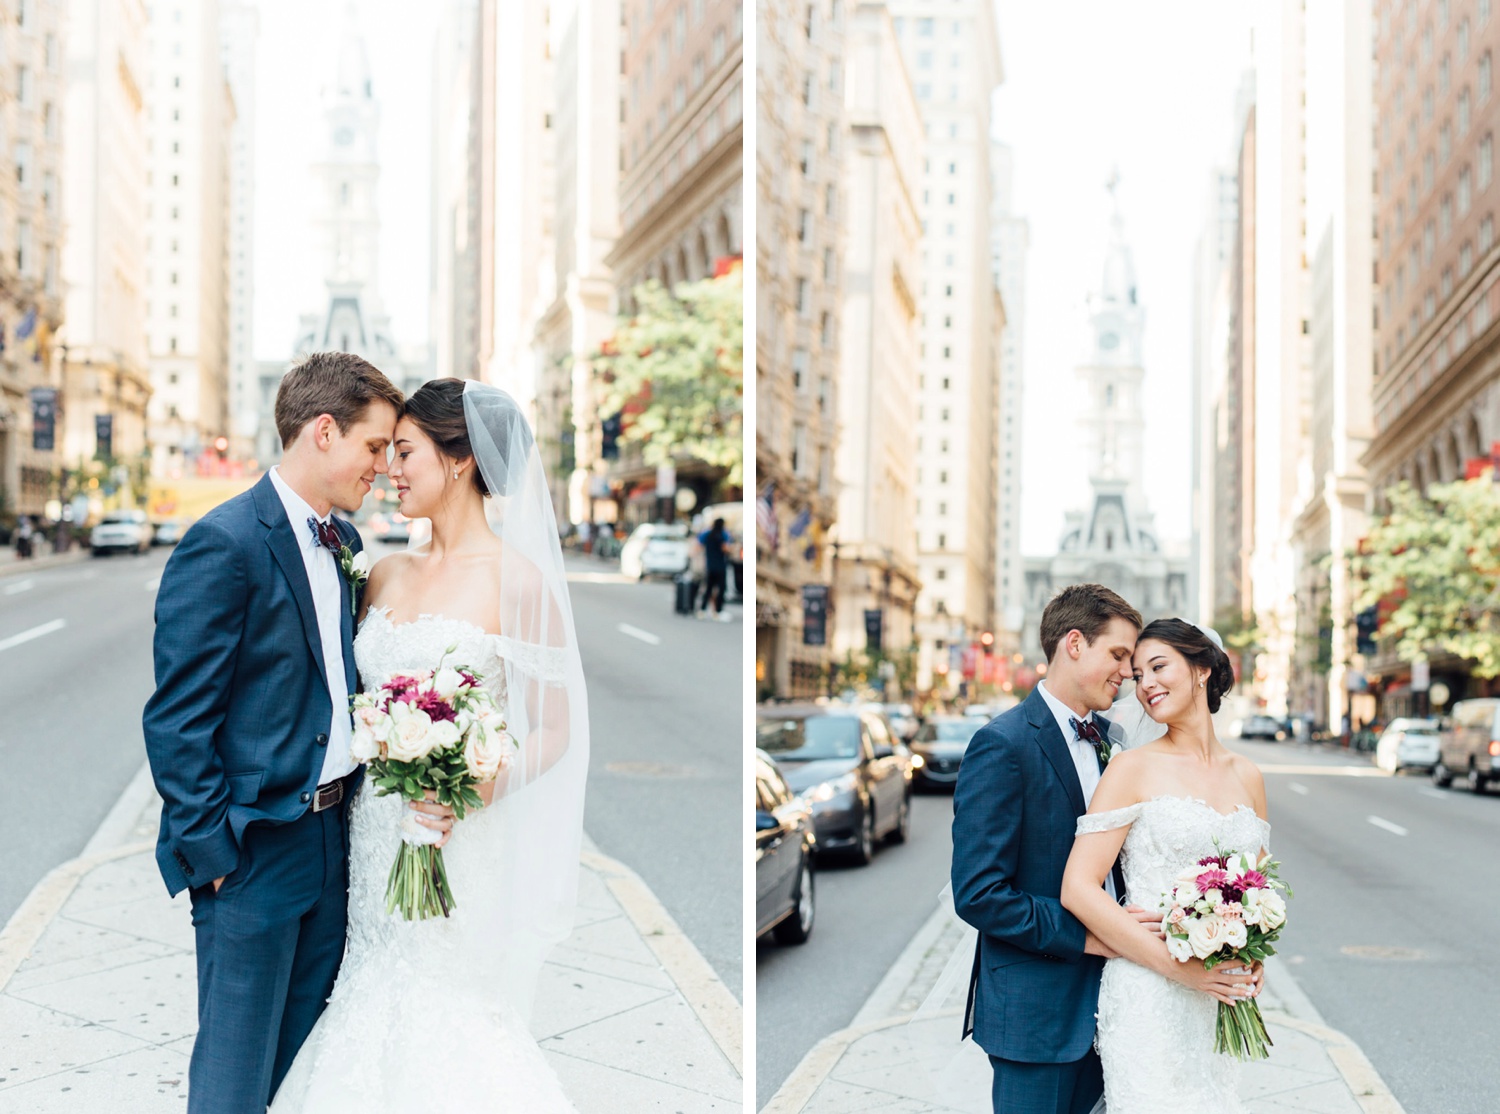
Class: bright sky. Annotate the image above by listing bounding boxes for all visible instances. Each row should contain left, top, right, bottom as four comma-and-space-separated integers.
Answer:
251, 0, 443, 361
992, 1, 1254, 555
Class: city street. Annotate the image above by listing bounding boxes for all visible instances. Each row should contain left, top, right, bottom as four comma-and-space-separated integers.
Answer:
1235, 736, 1500, 1114
0, 543, 743, 1000
755, 791, 954, 1109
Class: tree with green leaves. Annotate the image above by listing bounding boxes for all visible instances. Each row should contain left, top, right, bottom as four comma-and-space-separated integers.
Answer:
594, 270, 743, 486
1352, 475, 1500, 677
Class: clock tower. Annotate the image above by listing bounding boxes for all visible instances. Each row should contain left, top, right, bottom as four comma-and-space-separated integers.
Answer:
314, 6, 381, 289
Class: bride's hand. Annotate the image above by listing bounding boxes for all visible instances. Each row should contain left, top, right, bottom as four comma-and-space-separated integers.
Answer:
1165, 957, 1256, 1006
410, 794, 456, 848
1125, 904, 1163, 938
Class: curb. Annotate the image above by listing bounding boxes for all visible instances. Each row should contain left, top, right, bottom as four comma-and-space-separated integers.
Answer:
581, 846, 744, 1076
762, 919, 1407, 1114
0, 550, 86, 579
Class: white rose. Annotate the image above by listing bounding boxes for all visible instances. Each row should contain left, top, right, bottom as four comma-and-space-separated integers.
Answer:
1256, 890, 1287, 931
426, 718, 462, 755
1220, 917, 1248, 950
434, 667, 465, 700
350, 723, 382, 763
1165, 932, 1195, 962
1186, 914, 1229, 960
465, 721, 514, 781
387, 703, 436, 762
351, 551, 371, 576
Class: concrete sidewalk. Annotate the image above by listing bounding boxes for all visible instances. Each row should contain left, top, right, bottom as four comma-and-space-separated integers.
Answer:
0, 766, 742, 1112
763, 905, 1404, 1114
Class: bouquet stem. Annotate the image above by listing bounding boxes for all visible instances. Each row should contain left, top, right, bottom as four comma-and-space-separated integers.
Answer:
384, 843, 457, 920
1215, 998, 1273, 1060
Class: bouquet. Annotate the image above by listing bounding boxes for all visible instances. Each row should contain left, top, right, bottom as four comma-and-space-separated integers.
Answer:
350, 647, 518, 920
1160, 845, 1292, 1060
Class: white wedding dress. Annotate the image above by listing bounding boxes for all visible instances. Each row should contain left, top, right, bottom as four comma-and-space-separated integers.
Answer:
1076, 796, 1271, 1114
269, 608, 577, 1113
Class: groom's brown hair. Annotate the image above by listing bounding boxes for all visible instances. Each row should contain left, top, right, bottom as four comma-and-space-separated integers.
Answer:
1039, 583, 1142, 663
275, 351, 404, 448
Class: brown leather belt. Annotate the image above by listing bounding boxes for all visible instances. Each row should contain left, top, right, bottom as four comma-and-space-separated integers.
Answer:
311, 778, 345, 813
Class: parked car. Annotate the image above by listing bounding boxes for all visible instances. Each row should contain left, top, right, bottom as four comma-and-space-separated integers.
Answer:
385, 513, 414, 545
1238, 715, 1287, 741
755, 704, 913, 864
754, 750, 816, 945
910, 716, 984, 790
90, 510, 152, 555
1374, 718, 1441, 774
963, 704, 996, 720
1433, 698, 1500, 792
619, 522, 691, 579
150, 518, 189, 546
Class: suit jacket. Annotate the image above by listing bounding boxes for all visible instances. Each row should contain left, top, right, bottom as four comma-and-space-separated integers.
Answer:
142, 473, 362, 897
950, 686, 1110, 1063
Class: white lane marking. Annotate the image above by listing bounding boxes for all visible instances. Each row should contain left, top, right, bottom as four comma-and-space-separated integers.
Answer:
0, 618, 66, 653
1257, 764, 1385, 777
3, 579, 34, 595
1288, 782, 1310, 796
1367, 815, 1409, 836
144, 577, 161, 591
617, 622, 662, 645
1419, 787, 1451, 801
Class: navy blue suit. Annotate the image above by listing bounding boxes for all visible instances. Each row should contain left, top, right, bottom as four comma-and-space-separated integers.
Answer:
951, 687, 1110, 1114
142, 473, 362, 1114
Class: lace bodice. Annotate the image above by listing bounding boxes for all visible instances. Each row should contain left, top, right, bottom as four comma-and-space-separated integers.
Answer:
1077, 796, 1271, 1113
268, 610, 577, 1112
1076, 796, 1271, 910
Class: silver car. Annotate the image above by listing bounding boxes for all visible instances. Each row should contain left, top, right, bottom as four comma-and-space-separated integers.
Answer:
90, 509, 152, 555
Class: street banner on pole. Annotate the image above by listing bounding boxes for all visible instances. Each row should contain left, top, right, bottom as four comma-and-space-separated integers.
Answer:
801, 584, 829, 646
864, 608, 883, 652
95, 413, 113, 459
29, 387, 57, 451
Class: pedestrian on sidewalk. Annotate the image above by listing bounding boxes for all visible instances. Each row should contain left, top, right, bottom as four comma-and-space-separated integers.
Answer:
14, 514, 34, 559
698, 516, 731, 621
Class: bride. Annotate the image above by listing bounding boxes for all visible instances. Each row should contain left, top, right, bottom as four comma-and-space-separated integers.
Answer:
270, 379, 588, 1112
1060, 619, 1268, 1113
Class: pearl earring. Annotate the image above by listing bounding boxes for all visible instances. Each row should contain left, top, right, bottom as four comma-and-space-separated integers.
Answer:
453, 469, 459, 479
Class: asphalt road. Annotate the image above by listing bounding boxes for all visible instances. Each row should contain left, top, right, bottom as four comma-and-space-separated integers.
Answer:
0, 546, 743, 1001
755, 790, 955, 1109
1233, 736, 1500, 1114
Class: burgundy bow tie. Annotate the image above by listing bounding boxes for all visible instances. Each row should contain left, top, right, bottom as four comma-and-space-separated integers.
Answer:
308, 516, 342, 554
1070, 716, 1109, 772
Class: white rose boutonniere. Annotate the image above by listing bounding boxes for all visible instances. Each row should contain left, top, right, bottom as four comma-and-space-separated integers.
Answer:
338, 546, 371, 616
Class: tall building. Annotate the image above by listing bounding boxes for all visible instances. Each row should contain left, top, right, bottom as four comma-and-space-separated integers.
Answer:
1366, 0, 1500, 712
0, 0, 67, 516
531, 0, 620, 527
144, 0, 233, 478
476, 0, 553, 408
430, 0, 480, 384
1249, 0, 1310, 716
888, 0, 1003, 696
1021, 192, 1190, 660
605, 0, 743, 519
755, 0, 846, 698
61, 0, 151, 479
990, 141, 1027, 648
257, 7, 424, 463
1288, 0, 1373, 731
220, 0, 257, 462
829, 2, 923, 680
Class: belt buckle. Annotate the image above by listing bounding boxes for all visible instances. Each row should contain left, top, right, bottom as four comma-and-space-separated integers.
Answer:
312, 779, 343, 813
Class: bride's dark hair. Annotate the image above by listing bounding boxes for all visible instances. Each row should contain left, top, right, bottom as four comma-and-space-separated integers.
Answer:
402, 377, 489, 496
1136, 619, 1235, 714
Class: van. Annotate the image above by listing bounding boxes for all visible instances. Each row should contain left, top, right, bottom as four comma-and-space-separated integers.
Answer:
1433, 697, 1500, 793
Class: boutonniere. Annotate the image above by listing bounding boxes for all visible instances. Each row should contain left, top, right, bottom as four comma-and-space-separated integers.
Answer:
338, 547, 371, 615
1100, 741, 1123, 766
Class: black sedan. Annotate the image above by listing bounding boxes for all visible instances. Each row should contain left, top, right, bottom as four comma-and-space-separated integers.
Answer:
910, 716, 983, 790
755, 750, 816, 945
756, 704, 913, 865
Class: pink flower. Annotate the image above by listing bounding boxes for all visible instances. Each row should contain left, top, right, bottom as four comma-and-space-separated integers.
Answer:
1198, 853, 1229, 869
1215, 901, 1245, 922
415, 690, 458, 724
1235, 869, 1269, 891
1195, 868, 1230, 894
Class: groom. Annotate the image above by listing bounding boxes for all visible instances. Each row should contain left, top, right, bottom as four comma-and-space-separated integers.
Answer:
951, 583, 1145, 1114
143, 353, 405, 1114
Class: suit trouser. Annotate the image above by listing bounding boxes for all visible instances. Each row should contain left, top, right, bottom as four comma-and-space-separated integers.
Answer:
186, 796, 349, 1114
989, 1049, 1103, 1114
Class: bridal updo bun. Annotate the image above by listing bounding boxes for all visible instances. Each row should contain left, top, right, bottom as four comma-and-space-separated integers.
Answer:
401, 378, 490, 497
1137, 618, 1235, 714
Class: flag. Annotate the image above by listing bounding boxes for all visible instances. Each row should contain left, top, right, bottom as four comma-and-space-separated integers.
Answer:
756, 482, 778, 548
15, 307, 36, 341
788, 506, 811, 539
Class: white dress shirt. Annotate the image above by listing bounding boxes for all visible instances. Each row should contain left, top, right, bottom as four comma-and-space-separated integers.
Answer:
1037, 678, 1118, 900
268, 467, 356, 787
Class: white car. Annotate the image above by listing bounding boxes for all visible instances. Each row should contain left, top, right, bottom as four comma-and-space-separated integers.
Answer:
1375, 717, 1442, 773
90, 509, 153, 555
620, 523, 691, 579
